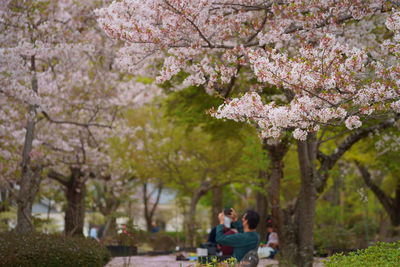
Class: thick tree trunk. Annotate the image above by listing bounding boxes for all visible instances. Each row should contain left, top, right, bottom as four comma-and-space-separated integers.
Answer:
65, 167, 86, 236
256, 171, 269, 241
280, 205, 298, 266
16, 56, 41, 234
16, 164, 41, 233
278, 135, 318, 267
294, 135, 317, 267
211, 186, 223, 227
265, 140, 288, 244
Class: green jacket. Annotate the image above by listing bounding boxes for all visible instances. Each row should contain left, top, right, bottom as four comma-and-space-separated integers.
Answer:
215, 221, 259, 261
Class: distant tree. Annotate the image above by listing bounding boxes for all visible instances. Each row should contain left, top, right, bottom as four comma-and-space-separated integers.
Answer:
0, 0, 160, 235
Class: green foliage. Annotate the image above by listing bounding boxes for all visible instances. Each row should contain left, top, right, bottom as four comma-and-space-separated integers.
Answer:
32, 216, 60, 234
164, 231, 186, 243
196, 256, 237, 267
0, 209, 16, 232
164, 85, 250, 141
314, 225, 356, 255
0, 232, 111, 267
314, 171, 383, 253
324, 241, 400, 267
282, 145, 300, 202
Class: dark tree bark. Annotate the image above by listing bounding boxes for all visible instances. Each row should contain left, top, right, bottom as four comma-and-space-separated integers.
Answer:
48, 167, 86, 236
211, 186, 223, 227
64, 167, 86, 236
143, 182, 163, 232
356, 162, 400, 226
255, 172, 268, 240
276, 135, 319, 267
263, 139, 289, 246
280, 204, 298, 266
294, 135, 318, 267
16, 56, 42, 234
16, 164, 42, 233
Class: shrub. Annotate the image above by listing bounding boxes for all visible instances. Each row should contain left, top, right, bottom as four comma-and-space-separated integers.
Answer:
164, 231, 186, 244
0, 231, 111, 267
314, 225, 356, 255
148, 233, 176, 250
324, 241, 400, 267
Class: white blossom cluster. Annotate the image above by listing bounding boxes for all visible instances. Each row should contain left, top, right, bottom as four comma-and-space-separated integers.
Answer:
0, 0, 160, 183
97, 0, 399, 141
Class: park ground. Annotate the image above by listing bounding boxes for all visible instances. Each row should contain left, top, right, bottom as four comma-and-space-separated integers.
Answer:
106, 255, 325, 267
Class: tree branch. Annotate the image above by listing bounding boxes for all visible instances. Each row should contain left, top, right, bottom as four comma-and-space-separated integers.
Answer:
149, 183, 163, 220
245, 10, 269, 45
47, 169, 69, 186
316, 116, 398, 193
284, 5, 389, 35
355, 161, 399, 225
164, 0, 214, 48
42, 111, 113, 128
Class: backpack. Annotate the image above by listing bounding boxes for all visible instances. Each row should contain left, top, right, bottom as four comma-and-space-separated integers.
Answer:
239, 249, 259, 267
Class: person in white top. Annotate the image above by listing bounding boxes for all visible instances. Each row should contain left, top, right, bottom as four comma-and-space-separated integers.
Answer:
266, 226, 279, 249
258, 225, 279, 259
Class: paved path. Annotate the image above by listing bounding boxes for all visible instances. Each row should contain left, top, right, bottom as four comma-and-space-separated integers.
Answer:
106, 255, 325, 267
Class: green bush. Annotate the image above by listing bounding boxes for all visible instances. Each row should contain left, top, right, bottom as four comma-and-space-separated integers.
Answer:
324, 241, 400, 267
314, 225, 356, 255
164, 231, 184, 240
0, 232, 111, 267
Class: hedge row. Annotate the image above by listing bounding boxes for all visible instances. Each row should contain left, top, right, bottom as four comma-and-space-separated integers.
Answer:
324, 241, 400, 267
0, 232, 111, 267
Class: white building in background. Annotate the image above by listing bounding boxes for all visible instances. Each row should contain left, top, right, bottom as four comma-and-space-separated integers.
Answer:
2, 186, 202, 235
31, 198, 65, 233
117, 187, 185, 232
27, 187, 186, 235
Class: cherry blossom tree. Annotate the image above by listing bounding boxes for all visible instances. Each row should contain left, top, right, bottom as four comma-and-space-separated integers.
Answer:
0, 0, 98, 234
0, 0, 161, 235
97, 1, 400, 265
39, 43, 160, 236
41, 46, 160, 235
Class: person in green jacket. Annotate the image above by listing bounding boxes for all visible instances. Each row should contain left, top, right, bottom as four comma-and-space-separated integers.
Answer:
215, 209, 260, 262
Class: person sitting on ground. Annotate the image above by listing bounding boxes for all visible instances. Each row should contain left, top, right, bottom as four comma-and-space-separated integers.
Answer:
207, 226, 217, 245
266, 225, 279, 249
215, 209, 260, 262
260, 224, 279, 259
